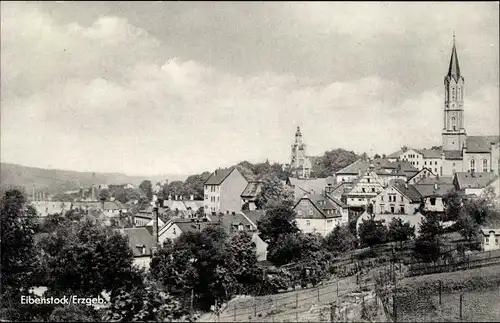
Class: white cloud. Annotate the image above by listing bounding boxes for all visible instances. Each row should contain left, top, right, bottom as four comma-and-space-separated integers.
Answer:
1, 2, 498, 176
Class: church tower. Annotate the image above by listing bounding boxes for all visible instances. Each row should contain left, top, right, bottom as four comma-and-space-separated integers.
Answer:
290, 126, 311, 178
442, 34, 467, 151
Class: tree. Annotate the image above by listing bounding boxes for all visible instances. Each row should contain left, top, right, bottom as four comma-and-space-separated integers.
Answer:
358, 215, 388, 248
388, 218, 415, 248
38, 217, 139, 298
139, 180, 153, 201
255, 175, 294, 209
444, 190, 462, 221
456, 210, 479, 242
0, 188, 39, 295
311, 149, 360, 178
324, 225, 357, 255
102, 279, 189, 322
413, 215, 444, 262
0, 188, 42, 321
98, 188, 110, 203
257, 206, 299, 245
373, 154, 381, 159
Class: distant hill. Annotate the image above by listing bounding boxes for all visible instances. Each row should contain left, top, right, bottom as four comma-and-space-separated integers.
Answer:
0, 162, 187, 195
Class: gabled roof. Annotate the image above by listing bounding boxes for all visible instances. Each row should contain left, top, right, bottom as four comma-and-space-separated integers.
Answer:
119, 227, 154, 257
288, 178, 327, 195
413, 182, 455, 198
241, 210, 265, 228
417, 176, 454, 185
294, 193, 344, 218
209, 212, 256, 233
391, 180, 422, 203
466, 136, 500, 153
174, 219, 219, 234
204, 167, 237, 185
407, 167, 435, 182
454, 172, 498, 190
335, 160, 370, 175
241, 181, 263, 198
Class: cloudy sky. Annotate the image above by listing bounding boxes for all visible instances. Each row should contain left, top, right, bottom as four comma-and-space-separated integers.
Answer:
1, 2, 499, 176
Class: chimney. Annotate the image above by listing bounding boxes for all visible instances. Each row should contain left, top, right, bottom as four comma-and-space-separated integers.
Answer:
152, 207, 159, 254
214, 169, 218, 176
190, 194, 194, 201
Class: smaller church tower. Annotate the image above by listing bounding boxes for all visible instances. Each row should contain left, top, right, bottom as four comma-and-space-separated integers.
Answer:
442, 34, 467, 152
290, 126, 312, 178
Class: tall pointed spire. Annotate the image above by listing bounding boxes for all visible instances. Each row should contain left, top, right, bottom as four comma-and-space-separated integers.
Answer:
447, 33, 461, 81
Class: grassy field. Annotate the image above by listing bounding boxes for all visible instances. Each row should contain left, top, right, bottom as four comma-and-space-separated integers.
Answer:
393, 265, 500, 322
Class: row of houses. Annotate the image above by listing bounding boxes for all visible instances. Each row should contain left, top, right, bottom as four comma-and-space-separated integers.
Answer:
118, 209, 268, 268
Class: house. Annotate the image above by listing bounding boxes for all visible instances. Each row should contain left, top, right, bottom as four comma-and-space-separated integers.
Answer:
287, 177, 329, 202
407, 168, 437, 184
334, 160, 371, 184
413, 177, 455, 213
344, 166, 385, 208
241, 181, 263, 211
481, 228, 500, 252
132, 206, 154, 227
453, 171, 499, 197
31, 201, 72, 218
204, 167, 248, 215
102, 201, 128, 217
159, 211, 269, 261
118, 227, 155, 269
293, 193, 349, 236
356, 212, 425, 238
373, 180, 421, 215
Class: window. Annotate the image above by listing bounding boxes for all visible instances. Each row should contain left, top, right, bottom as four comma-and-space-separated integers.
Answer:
309, 210, 313, 216
483, 159, 488, 172
390, 206, 395, 214
367, 178, 370, 183
362, 188, 366, 193
238, 224, 244, 231
430, 198, 436, 206
306, 220, 311, 226
435, 168, 438, 173
297, 210, 302, 215
173, 228, 176, 235
485, 237, 489, 245
217, 197, 219, 202
327, 219, 333, 224
381, 196, 384, 201
400, 206, 405, 213
401, 196, 404, 202
372, 188, 375, 192
470, 159, 476, 172
424, 161, 427, 165
496, 237, 499, 245
435, 161, 438, 165
358, 199, 362, 201
452, 117, 456, 131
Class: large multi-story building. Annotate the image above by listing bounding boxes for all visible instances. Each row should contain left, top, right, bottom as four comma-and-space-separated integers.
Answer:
203, 167, 248, 215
